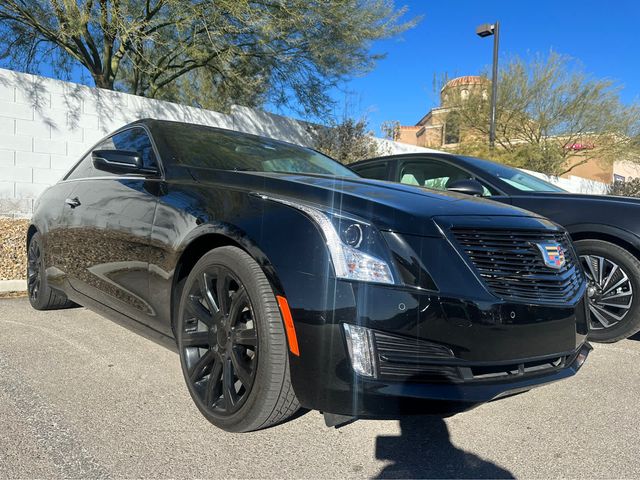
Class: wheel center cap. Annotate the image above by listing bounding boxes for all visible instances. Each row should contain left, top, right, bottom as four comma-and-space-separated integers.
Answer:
215, 319, 230, 349
587, 285, 598, 299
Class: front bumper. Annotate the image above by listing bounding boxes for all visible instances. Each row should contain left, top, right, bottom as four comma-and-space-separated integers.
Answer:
316, 341, 591, 417
283, 277, 590, 417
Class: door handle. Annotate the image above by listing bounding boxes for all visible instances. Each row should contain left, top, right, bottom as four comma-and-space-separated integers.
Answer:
65, 197, 81, 208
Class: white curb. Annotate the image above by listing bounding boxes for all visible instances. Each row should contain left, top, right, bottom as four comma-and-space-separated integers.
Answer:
0, 279, 27, 293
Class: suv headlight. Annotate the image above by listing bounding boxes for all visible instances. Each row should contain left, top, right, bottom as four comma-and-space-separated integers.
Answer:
260, 195, 396, 284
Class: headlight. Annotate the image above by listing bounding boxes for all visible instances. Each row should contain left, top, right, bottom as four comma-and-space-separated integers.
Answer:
259, 195, 396, 284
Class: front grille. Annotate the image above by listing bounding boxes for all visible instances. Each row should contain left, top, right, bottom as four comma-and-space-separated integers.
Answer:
450, 228, 584, 304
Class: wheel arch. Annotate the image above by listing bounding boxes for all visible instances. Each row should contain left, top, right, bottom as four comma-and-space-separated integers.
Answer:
567, 224, 640, 260
170, 227, 285, 334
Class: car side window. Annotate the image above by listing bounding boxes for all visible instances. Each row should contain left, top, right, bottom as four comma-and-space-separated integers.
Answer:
99, 127, 159, 170
65, 151, 97, 180
353, 162, 388, 180
400, 160, 493, 196
65, 127, 158, 180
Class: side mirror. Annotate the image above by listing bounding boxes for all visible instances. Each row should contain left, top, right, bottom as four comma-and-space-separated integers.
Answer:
446, 179, 485, 196
92, 150, 148, 174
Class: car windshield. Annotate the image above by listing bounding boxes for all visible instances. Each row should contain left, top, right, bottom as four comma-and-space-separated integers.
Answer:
461, 156, 566, 192
160, 123, 358, 178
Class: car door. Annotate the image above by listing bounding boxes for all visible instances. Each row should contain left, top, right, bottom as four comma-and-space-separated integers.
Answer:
61, 126, 162, 323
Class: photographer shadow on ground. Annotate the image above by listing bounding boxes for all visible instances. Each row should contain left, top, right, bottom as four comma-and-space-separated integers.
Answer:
375, 415, 514, 479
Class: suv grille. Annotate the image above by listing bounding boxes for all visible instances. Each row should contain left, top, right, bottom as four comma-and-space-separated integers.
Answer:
450, 228, 584, 303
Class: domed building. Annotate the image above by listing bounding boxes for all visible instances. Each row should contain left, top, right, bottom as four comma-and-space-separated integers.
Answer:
440, 75, 490, 106
395, 75, 490, 149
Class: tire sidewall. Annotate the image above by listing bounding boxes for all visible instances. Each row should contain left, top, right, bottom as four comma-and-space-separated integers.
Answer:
176, 246, 286, 432
575, 239, 640, 342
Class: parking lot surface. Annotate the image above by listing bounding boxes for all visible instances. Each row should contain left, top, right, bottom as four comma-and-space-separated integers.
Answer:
1, 297, 639, 479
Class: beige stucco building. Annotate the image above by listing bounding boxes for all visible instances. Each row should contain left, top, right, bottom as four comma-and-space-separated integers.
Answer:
394, 76, 639, 184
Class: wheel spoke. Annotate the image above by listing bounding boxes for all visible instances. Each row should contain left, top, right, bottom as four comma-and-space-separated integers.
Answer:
589, 304, 611, 328
182, 331, 210, 348
602, 273, 629, 296
234, 326, 257, 347
198, 273, 218, 314
204, 359, 223, 407
186, 295, 214, 327
216, 269, 231, 316
602, 290, 632, 300
601, 264, 619, 291
230, 348, 253, 387
227, 286, 247, 328
222, 357, 238, 409
597, 256, 605, 285
583, 255, 598, 283
591, 302, 626, 322
597, 298, 632, 309
189, 349, 215, 383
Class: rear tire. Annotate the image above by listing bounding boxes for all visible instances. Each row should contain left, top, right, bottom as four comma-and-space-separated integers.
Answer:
575, 239, 640, 343
27, 232, 75, 310
176, 246, 299, 432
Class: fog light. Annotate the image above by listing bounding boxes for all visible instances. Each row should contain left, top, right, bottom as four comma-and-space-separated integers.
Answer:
343, 324, 377, 378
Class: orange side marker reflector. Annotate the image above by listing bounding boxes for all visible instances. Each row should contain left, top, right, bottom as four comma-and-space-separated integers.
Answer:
276, 295, 300, 356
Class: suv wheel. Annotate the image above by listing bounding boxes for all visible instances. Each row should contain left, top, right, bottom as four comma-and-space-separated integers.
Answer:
575, 239, 640, 342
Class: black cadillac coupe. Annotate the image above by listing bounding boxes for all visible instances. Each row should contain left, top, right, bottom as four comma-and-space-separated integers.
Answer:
28, 120, 590, 432
352, 153, 640, 343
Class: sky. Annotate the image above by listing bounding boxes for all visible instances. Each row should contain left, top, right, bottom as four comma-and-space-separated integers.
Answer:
317, 0, 640, 134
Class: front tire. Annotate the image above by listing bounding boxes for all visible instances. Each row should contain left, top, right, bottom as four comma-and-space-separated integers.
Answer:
27, 232, 75, 310
575, 239, 640, 343
176, 246, 299, 432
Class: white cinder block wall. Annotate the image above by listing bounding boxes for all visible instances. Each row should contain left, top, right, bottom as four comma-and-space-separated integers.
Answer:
0, 68, 436, 217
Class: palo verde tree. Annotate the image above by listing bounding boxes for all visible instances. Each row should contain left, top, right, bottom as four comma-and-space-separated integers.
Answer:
0, 0, 417, 115
448, 52, 640, 176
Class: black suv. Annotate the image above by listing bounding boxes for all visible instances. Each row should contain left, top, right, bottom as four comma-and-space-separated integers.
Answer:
352, 152, 640, 343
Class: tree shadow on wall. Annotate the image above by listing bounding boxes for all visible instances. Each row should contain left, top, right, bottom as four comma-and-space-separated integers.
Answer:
375, 416, 514, 479
0, 69, 319, 146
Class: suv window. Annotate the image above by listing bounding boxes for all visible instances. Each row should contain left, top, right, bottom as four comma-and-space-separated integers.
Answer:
352, 162, 388, 180
400, 160, 493, 196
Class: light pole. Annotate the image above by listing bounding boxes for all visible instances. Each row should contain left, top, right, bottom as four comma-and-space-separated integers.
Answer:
476, 21, 500, 148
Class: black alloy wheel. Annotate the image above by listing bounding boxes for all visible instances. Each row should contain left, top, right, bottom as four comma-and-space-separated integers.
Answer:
575, 239, 640, 343
176, 246, 299, 432
181, 266, 258, 415
27, 232, 75, 310
27, 237, 42, 302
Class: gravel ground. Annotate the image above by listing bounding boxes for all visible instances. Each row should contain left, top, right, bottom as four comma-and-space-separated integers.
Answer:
1, 297, 639, 479
0, 219, 29, 280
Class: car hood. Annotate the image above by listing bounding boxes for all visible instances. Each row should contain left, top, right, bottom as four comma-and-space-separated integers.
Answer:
190, 169, 548, 237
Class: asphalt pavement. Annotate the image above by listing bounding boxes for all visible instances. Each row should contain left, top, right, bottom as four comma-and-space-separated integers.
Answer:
1, 297, 639, 479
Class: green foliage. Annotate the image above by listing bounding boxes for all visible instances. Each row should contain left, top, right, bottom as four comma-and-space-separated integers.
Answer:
609, 178, 640, 198
449, 52, 640, 176
0, 1, 418, 116
314, 117, 387, 164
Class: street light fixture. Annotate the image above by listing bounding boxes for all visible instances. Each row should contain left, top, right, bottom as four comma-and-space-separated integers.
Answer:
476, 21, 500, 148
